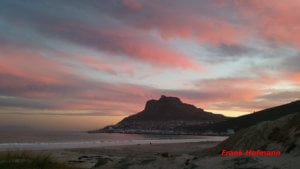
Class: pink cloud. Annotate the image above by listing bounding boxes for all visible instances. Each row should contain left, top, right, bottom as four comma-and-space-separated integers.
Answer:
54, 23, 201, 70
118, 0, 299, 48
236, 0, 300, 47
190, 74, 282, 104
113, 0, 250, 46
0, 44, 158, 113
290, 72, 300, 84
195, 19, 248, 46
0, 43, 294, 116
133, 13, 248, 46
116, 37, 201, 70
195, 78, 261, 102
122, 0, 143, 10
149, 19, 248, 47
1, 0, 300, 119
78, 56, 134, 75
0, 43, 77, 86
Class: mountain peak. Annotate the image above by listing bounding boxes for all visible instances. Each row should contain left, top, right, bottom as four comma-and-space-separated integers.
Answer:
119, 96, 226, 123
158, 95, 182, 103
160, 95, 167, 99
144, 95, 183, 112
97, 95, 228, 132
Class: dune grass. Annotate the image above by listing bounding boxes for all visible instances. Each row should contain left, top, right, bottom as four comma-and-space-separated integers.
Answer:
0, 151, 82, 169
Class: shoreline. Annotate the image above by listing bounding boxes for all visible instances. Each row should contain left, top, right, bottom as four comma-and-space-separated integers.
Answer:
0, 136, 227, 151
89, 130, 232, 136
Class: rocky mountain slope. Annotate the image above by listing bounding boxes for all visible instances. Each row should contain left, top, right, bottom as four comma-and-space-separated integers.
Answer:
95, 95, 227, 132
119, 95, 226, 122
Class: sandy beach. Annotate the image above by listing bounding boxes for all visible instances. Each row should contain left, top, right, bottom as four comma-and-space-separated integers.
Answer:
10, 141, 297, 169
32, 141, 219, 169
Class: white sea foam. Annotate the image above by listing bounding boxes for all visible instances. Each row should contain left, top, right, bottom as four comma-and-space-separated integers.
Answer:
0, 136, 227, 151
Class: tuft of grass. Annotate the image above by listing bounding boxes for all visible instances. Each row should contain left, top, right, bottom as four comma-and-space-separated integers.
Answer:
117, 158, 133, 169
139, 158, 156, 165
93, 156, 112, 168
0, 151, 82, 169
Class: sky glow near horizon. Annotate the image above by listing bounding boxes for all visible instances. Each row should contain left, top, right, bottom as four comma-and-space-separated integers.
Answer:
0, 0, 300, 130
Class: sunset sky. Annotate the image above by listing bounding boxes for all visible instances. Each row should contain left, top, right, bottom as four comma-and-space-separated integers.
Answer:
0, 0, 300, 130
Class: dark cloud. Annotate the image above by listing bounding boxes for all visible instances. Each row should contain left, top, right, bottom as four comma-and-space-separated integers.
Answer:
0, 71, 157, 111
198, 44, 259, 63
0, 96, 56, 109
215, 44, 256, 57
0, 1, 200, 69
0, 0, 299, 118
282, 55, 300, 72
258, 90, 300, 101
0, 111, 124, 116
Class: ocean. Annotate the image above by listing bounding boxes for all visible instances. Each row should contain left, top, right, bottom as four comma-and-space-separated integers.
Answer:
0, 130, 227, 150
